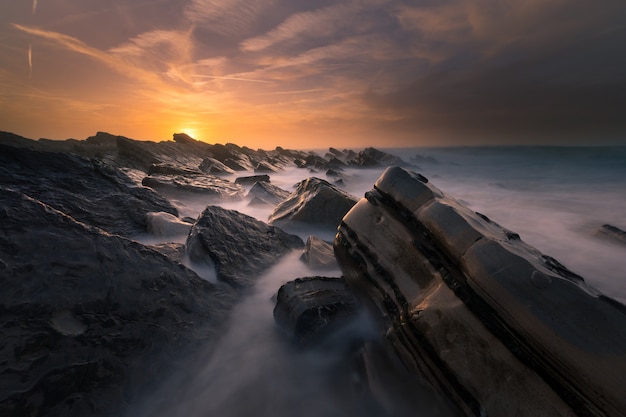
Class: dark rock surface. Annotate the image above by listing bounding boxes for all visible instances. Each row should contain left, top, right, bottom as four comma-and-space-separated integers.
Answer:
595, 224, 626, 245
247, 181, 291, 206
146, 212, 192, 237
334, 166, 626, 417
300, 236, 338, 271
0, 144, 176, 237
273, 277, 360, 346
347, 147, 407, 167
186, 206, 304, 288
268, 177, 358, 232
0, 187, 233, 417
142, 173, 244, 199
235, 174, 271, 185
199, 157, 236, 175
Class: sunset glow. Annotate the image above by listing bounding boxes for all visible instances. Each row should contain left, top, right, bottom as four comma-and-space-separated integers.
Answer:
1, 1, 625, 148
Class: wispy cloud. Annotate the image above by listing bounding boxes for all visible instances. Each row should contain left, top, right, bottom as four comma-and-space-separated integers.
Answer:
184, 0, 273, 36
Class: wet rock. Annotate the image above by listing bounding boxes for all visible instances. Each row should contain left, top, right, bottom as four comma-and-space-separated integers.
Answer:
199, 157, 236, 175
347, 147, 408, 167
0, 187, 233, 417
235, 174, 271, 185
273, 277, 360, 346
0, 144, 176, 237
186, 206, 304, 288
149, 242, 186, 263
334, 166, 626, 417
268, 177, 358, 232
595, 224, 626, 245
146, 212, 192, 237
142, 173, 244, 199
254, 161, 278, 173
300, 236, 338, 271
247, 181, 291, 206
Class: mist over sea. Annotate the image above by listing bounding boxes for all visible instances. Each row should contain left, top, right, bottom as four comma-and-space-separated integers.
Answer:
129, 145, 626, 417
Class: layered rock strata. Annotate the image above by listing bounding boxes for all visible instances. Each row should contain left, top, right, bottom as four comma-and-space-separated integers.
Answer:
334, 166, 626, 417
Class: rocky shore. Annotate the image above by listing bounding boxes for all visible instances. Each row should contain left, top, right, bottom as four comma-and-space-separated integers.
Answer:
1, 131, 624, 417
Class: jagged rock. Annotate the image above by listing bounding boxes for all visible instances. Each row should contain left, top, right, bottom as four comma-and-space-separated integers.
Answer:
300, 235, 338, 270
595, 224, 626, 245
0, 144, 176, 237
273, 277, 360, 346
148, 163, 201, 176
247, 181, 290, 206
0, 187, 233, 417
148, 242, 186, 263
142, 174, 244, 199
268, 177, 358, 232
334, 166, 626, 417
254, 161, 278, 173
186, 206, 303, 288
146, 212, 192, 237
347, 147, 407, 167
235, 174, 270, 185
326, 168, 342, 177
199, 157, 235, 175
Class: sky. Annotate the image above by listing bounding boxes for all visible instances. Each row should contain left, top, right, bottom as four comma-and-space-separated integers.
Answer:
1, 0, 626, 148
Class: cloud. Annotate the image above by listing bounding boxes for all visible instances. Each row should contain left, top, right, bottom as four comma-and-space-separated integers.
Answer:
184, 0, 274, 36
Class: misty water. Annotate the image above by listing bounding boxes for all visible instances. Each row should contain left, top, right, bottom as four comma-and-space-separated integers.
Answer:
130, 146, 626, 417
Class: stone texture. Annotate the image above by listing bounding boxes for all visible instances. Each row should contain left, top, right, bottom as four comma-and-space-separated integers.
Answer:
334, 166, 626, 417
142, 173, 244, 199
0, 187, 233, 417
186, 206, 304, 288
0, 144, 176, 237
247, 181, 291, 206
235, 174, 270, 185
273, 277, 360, 346
146, 211, 192, 237
595, 224, 626, 245
300, 235, 338, 270
268, 177, 358, 232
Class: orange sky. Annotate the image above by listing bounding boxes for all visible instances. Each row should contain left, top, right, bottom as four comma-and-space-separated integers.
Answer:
1, 0, 625, 148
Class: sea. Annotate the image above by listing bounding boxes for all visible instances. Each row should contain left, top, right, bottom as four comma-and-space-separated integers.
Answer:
129, 145, 626, 417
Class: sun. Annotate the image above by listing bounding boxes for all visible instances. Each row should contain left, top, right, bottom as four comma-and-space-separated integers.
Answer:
179, 127, 199, 139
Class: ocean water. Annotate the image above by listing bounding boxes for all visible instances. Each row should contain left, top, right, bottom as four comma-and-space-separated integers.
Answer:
130, 145, 626, 417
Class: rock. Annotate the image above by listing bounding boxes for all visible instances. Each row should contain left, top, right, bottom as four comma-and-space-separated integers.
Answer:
254, 161, 278, 173
148, 242, 186, 263
146, 212, 192, 237
326, 168, 342, 177
247, 181, 291, 206
273, 277, 360, 346
148, 163, 201, 176
0, 144, 177, 237
186, 206, 304, 288
595, 224, 626, 245
268, 177, 358, 233
347, 147, 408, 167
199, 157, 236, 175
235, 174, 271, 185
142, 173, 244, 199
0, 187, 233, 417
300, 236, 338, 270
334, 166, 626, 417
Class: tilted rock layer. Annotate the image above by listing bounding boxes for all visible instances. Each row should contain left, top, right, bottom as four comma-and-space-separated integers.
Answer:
334, 166, 626, 417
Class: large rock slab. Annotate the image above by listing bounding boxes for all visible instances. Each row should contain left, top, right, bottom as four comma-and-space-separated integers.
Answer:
268, 178, 358, 233
273, 277, 360, 346
0, 144, 176, 237
247, 181, 291, 206
142, 173, 244, 199
186, 206, 304, 288
334, 166, 626, 417
300, 235, 339, 271
0, 187, 233, 417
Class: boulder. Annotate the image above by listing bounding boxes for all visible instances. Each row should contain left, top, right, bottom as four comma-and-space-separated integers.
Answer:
247, 181, 291, 206
268, 177, 358, 232
146, 211, 192, 237
254, 161, 278, 173
148, 163, 201, 176
300, 235, 338, 270
148, 242, 186, 263
0, 187, 233, 417
347, 147, 408, 167
273, 277, 360, 346
334, 166, 626, 417
0, 144, 176, 237
235, 174, 270, 185
199, 157, 236, 175
142, 173, 244, 199
186, 206, 304, 288
595, 224, 626, 245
